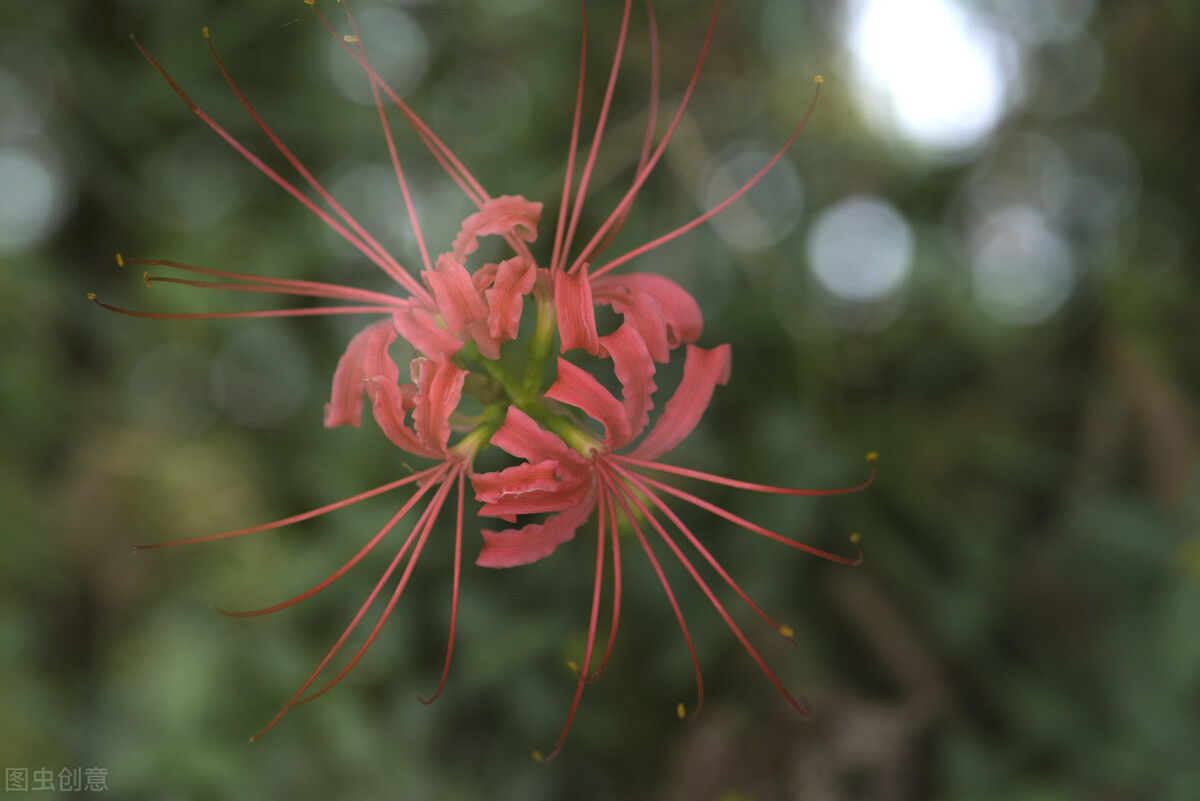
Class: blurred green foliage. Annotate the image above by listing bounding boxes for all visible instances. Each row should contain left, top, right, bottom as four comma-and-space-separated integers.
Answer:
2, 0, 1198, 799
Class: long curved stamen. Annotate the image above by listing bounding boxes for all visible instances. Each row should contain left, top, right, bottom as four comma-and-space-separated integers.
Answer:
342, 31, 434, 275
601, 464, 704, 719
548, 0, 589, 274
556, 0, 634, 273
578, 0, 662, 263
307, 3, 488, 209
584, 487, 623, 683
611, 462, 797, 642
200, 28, 432, 303
129, 34, 427, 299
88, 294, 396, 321
313, 5, 536, 265
566, 0, 721, 276
615, 451, 877, 497
250, 464, 460, 741
621, 469, 865, 565
416, 466, 467, 705
589, 76, 823, 279
608, 463, 812, 719
216, 463, 452, 618
532, 467, 610, 765
119, 255, 407, 307
133, 465, 444, 550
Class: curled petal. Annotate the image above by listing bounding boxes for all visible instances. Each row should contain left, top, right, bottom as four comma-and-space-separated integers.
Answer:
450, 195, 543, 261
324, 318, 398, 429
485, 256, 537, 341
599, 323, 657, 447
630, 343, 731, 461
392, 304, 462, 361
592, 273, 702, 361
489, 406, 588, 470
368, 381, 440, 459
545, 358, 631, 450
476, 482, 598, 568
472, 460, 561, 505
423, 253, 489, 334
555, 265, 599, 356
411, 357, 467, 454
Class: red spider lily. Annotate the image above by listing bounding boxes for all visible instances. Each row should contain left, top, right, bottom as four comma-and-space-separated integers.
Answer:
92, 0, 852, 751
472, 330, 876, 762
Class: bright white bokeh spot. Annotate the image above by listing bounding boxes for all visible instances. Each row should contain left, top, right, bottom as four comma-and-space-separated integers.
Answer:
327, 7, 429, 105
703, 142, 804, 251
971, 206, 1074, 324
844, 0, 1016, 154
807, 195, 913, 302
0, 146, 67, 251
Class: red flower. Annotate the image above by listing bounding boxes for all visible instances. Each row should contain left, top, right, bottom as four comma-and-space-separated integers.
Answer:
94, 0, 859, 754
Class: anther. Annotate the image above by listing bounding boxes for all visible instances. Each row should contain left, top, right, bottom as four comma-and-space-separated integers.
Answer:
866, 451, 878, 463
565, 660, 580, 676
202, 26, 210, 40
87, 293, 96, 300
850, 533, 861, 545
143, 271, 152, 289
676, 702, 686, 720
115, 253, 125, 267
814, 75, 825, 84
779, 623, 795, 640
343, 34, 359, 43
531, 749, 545, 763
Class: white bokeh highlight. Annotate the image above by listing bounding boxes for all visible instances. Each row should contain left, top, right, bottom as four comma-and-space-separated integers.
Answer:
843, 0, 1016, 154
807, 195, 913, 303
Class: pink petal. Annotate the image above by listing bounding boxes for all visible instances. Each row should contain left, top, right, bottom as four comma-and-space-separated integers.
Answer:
475, 482, 598, 568
471, 460, 561, 505
630, 343, 731, 461
423, 253, 489, 334
324, 318, 398, 429
392, 304, 462, 361
450, 195, 543, 261
485, 255, 537, 341
368, 381, 441, 459
599, 323, 657, 447
544, 357, 631, 450
489, 406, 588, 469
472, 262, 499, 294
411, 357, 466, 454
592, 273, 702, 361
554, 265, 600, 355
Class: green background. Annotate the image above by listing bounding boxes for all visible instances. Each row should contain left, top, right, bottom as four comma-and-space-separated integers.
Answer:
3, 0, 1197, 798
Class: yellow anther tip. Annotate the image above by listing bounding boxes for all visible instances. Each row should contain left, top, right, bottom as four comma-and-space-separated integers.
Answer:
115, 253, 125, 267
565, 659, 580, 675
850, 532, 861, 544
676, 702, 686, 720
142, 271, 152, 289
531, 749, 544, 763
343, 34, 360, 42
202, 26, 210, 39
779, 624, 795, 639
814, 74, 825, 84
304, 0, 314, 4
866, 451, 878, 462
87, 293, 97, 300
